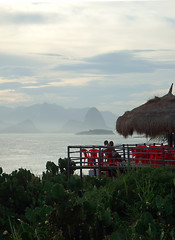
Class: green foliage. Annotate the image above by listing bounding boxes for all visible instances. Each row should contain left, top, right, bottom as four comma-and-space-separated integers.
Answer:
25, 205, 53, 225
0, 165, 174, 239
0, 168, 42, 235
42, 159, 75, 182
46, 161, 59, 176
58, 157, 76, 176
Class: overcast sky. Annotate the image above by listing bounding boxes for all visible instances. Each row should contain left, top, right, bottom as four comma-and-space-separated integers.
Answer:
0, 0, 175, 116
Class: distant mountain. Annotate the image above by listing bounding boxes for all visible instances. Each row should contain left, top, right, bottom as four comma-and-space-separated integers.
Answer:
2, 120, 40, 133
84, 107, 107, 129
61, 107, 109, 133
7, 103, 66, 128
101, 111, 118, 130
0, 103, 117, 133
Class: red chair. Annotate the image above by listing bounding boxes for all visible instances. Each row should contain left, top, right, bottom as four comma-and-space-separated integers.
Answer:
148, 146, 163, 166
138, 145, 149, 164
81, 148, 105, 167
114, 152, 122, 165
130, 148, 139, 164
89, 149, 99, 166
81, 148, 89, 166
130, 145, 148, 164
147, 145, 156, 165
165, 148, 175, 165
103, 148, 121, 166
99, 151, 106, 167
103, 148, 113, 166
154, 149, 163, 166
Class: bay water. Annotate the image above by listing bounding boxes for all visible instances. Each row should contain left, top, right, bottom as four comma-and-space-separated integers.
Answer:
0, 133, 149, 175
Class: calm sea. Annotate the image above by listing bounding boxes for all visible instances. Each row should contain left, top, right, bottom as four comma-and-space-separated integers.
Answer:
0, 133, 149, 175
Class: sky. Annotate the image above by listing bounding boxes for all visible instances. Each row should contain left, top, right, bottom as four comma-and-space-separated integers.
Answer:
0, 0, 175, 116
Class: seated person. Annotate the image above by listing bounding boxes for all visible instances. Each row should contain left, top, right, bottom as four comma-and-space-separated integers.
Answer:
103, 141, 122, 165
109, 141, 122, 163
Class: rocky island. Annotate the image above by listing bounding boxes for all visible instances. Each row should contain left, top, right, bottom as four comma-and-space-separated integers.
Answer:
76, 129, 114, 135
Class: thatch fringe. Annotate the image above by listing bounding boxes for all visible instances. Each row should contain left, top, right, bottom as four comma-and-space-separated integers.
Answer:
116, 86, 175, 138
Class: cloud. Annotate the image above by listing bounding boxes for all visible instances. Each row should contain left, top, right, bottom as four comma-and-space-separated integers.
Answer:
54, 50, 175, 74
0, 12, 46, 25
0, 5, 61, 25
1, 2, 175, 59
131, 89, 168, 99
21, 85, 48, 89
37, 53, 63, 57
0, 52, 43, 67
0, 66, 37, 78
0, 1, 174, 115
165, 17, 175, 27
0, 81, 22, 90
0, 52, 45, 78
0, 89, 31, 104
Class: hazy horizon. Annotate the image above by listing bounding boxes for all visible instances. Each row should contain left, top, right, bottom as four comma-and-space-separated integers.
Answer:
0, 103, 117, 133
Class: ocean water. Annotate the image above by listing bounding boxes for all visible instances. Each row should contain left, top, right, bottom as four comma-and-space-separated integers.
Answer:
0, 133, 149, 175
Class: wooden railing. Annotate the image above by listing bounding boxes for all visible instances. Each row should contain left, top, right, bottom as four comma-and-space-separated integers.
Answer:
67, 144, 175, 179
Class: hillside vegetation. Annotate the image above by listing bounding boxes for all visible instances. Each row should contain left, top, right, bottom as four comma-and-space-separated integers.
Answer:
0, 160, 174, 240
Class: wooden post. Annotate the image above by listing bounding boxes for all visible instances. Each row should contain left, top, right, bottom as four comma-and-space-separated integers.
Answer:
127, 145, 130, 167
168, 132, 173, 147
173, 133, 175, 148
98, 147, 102, 179
162, 147, 165, 166
67, 146, 70, 180
122, 144, 126, 161
80, 147, 83, 180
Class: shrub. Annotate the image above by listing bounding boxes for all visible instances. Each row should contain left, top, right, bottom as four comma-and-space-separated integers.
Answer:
0, 165, 174, 239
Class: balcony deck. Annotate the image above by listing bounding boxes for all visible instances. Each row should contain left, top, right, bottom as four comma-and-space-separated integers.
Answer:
67, 144, 175, 179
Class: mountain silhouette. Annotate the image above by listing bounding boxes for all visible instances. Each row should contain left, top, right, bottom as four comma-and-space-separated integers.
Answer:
2, 120, 40, 133
0, 103, 117, 133
83, 107, 107, 129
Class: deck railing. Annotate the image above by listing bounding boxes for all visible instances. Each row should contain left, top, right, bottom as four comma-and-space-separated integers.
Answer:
67, 144, 175, 179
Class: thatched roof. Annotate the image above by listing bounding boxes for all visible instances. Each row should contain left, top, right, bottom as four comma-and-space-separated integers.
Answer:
116, 84, 175, 137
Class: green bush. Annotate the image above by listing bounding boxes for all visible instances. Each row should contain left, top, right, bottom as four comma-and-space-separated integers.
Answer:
0, 163, 174, 240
